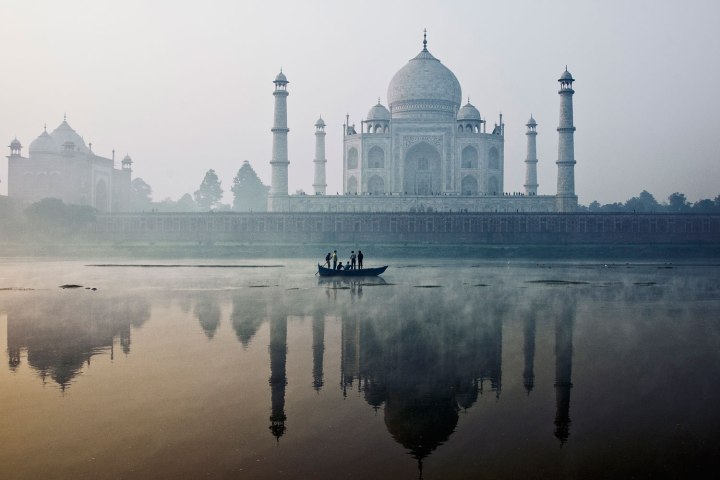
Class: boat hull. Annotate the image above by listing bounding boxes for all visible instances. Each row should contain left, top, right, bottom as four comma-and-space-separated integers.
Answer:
317, 265, 387, 277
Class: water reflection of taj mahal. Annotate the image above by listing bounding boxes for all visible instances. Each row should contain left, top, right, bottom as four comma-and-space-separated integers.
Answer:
4, 286, 575, 467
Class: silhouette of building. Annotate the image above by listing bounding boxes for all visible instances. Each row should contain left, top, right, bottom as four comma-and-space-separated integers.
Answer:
6, 117, 133, 212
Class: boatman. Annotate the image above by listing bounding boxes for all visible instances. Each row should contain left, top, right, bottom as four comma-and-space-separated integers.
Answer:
325, 252, 331, 268
350, 251, 357, 270
332, 250, 338, 269
357, 250, 364, 269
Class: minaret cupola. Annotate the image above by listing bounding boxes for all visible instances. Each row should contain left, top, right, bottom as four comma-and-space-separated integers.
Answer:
122, 154, 133, 171
9, 137, 22, 156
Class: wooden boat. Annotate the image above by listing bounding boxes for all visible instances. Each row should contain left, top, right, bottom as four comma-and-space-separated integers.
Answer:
317, 264, 388, 277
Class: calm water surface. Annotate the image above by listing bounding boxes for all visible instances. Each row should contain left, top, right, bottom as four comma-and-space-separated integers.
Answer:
1, 257, 719, 479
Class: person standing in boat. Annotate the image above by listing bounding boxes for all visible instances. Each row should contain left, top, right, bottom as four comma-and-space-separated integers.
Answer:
325, 252, 331, 268
350, 251, 357, 270
357, 250, 364, 269
332, 250, 338, 269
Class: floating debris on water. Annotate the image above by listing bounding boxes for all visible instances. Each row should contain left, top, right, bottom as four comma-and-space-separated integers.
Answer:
474, 284, 490, 287
414, 285, 442, 288
526, 280, 590, 285
59, 284, 83, 289
634, 282, 657, 286
86, 264, 284, 268
0, 287, 35, 291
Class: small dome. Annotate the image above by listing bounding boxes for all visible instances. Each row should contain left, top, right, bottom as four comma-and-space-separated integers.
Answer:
274, 70, 288, 83
457, 102, 481, 121
29, 129, 56, 154
559, 68, 574, 81
122, 154, 132, 163
9, 137, 22, 149
526, 115, 537, 126
315, 117, 326, 128
367, 102, 390, 121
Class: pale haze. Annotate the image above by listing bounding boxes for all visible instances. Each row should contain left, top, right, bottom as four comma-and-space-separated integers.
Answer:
1, 0, 718, 205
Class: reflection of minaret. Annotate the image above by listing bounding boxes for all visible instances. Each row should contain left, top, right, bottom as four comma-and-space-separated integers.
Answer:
554, 302, 575, 444
523, 313, 536, 395
268, 309, 288, 440
312, 312, 325, 391
340, 313, 360, 397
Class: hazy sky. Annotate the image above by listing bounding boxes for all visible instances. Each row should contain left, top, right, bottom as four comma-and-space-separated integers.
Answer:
1, 0, 719, 205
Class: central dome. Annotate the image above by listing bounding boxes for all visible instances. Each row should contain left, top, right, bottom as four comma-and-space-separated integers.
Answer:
387, 47, 462, 121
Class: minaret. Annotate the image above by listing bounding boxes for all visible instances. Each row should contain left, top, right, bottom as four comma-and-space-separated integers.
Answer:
556, 68, 578, 212
313, 117, 327, 195
269, 70, 290, 209
524, 116, 539, 196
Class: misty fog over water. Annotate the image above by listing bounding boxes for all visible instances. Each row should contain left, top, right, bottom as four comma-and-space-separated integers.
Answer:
1, 258, 719, 479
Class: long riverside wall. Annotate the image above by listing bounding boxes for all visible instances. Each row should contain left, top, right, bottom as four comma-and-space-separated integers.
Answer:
92, 212, 720, 245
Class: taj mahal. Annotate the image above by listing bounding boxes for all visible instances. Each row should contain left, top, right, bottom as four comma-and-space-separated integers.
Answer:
268, 32, 578, 213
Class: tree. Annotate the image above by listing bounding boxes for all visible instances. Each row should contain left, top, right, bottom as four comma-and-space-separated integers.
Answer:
667, 192, 690, 212
625, 190, 660, 213
24, 198, 96, 236
194, 169, 223, 210
176, 193, 198, 212
231, 161, 269, 212
587, 201, 601, 212
130, 177, 153, 211
692, 199, 718, 212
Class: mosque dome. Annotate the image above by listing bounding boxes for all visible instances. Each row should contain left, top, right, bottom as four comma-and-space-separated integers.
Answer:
122, 154, 133, 163
9, 137, 22, 149
559, 69, 574, 81
387, 41, 461, 120
367, 101, 390, 121
526, 115, 537, 126
29, 129, 56, 154
457, 102, 481, 121
315, 117, 326, 128
51, 119, 88, 153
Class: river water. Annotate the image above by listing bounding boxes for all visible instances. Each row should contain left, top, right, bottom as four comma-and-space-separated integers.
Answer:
1, 258, 719, 479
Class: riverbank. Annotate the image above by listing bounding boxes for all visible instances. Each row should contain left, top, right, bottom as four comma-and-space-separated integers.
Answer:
2, 241, 719, 262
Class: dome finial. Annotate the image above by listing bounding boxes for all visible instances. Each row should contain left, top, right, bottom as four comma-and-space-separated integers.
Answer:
423, 28, 427, 51
378, 96, 381, 105
63, 113, 66, 122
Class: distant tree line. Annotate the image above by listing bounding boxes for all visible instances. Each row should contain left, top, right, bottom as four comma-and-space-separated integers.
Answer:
581, 191, 720, 213
130, 161, 269, 213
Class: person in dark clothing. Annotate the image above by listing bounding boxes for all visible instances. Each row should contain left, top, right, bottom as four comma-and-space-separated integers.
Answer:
325, 252, 331, 268
357, 250, 364, 269
336, 261, 343, 270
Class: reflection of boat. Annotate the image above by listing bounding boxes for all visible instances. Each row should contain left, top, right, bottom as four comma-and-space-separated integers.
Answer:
318, 276, 388, 286
317, 264, 388, 277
